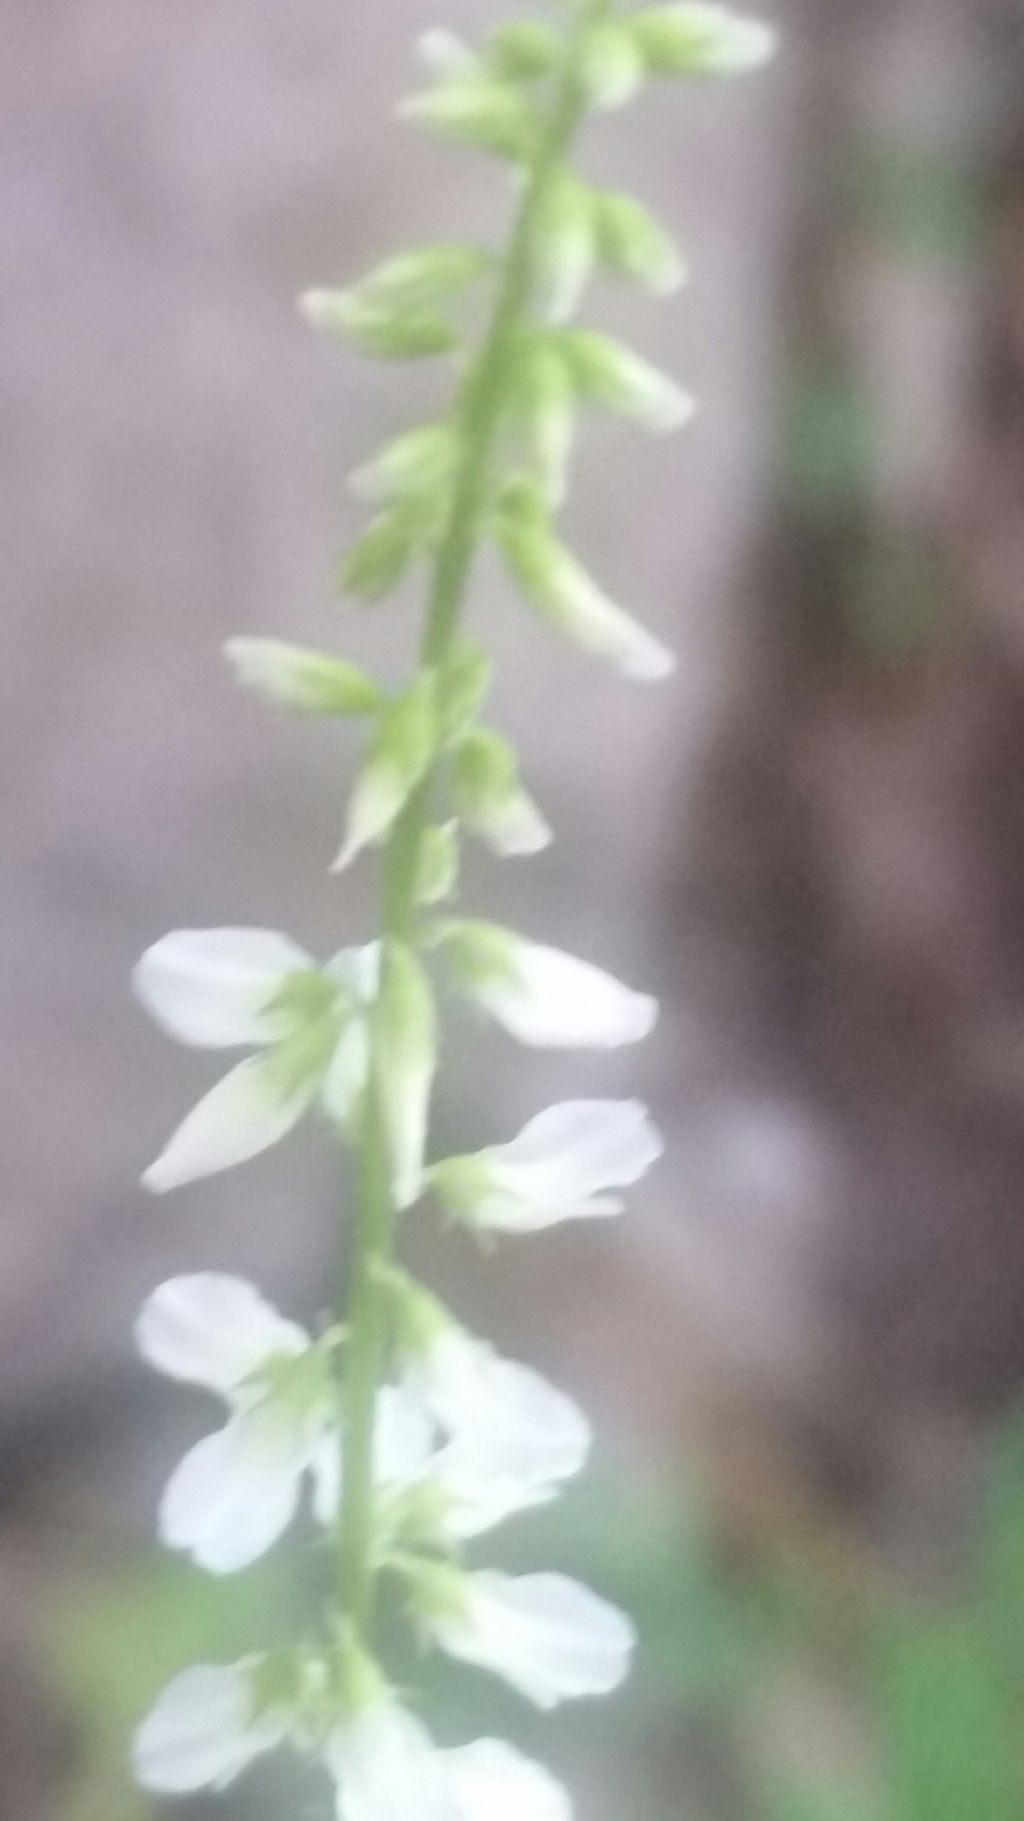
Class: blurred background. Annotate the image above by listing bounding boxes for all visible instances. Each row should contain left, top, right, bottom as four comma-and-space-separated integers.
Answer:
4, 0, 1024, 1815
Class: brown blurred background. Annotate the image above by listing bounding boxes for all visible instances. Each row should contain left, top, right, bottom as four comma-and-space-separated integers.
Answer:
4, 1, 1024, 1817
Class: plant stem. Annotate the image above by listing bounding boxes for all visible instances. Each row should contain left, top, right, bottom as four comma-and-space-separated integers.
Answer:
337, 0, 611, 1641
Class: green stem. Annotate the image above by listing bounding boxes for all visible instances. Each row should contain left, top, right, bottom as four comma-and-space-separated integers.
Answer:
337, 0, 611, 1642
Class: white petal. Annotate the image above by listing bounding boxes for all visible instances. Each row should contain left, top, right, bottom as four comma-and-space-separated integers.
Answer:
406, 1337, 589, 1536
134, 928, 312, 1048
136, 1274, 308, 1392
142, 1052, 318, 1192
326, 942, 382, 1004
159, 1408, 314, 1573
332, 1702, 456, 1821
430, 1572, 636, 1710
471, 936, 658, 1049
476, 1099, 663, 1228
440, 1740, 573, 1821
133, 1661, 285, 1794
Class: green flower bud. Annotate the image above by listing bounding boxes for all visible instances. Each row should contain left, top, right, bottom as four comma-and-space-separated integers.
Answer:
454, 730, 552, 857
580, 21, 646, 110
351, 245, 494, 312
517, 341, 577, 505
224, 639, 385, 717
350, 424, 461, 506
332, 674, 437, 872
416, 821, 460, 907
628, 4, 778, 77
595, 191, 689, 295
437, 637, 494, 746
340, 494, 445, 602
495, 485, 675, 682
400, 81, 539, 162
486, 21, 560, 80
557, 329, 696, 431
533, 174, 596, 325
300, 289, 457, 360
375, 941, 437, 1209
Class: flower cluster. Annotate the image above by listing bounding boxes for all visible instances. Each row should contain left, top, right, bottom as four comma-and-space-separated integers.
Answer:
131, 3, 775, 1815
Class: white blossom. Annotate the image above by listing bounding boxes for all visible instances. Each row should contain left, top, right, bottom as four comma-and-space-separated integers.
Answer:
329, 1700, 573, 1821
137, 1274, 330, 1573
440, 1739, 573, 1821
329, 1699, 456, 1821
133, 1659, 290, 1794
312, 1386, 434, 1525
435, 921, 659, 1048
430, 1099, 663, 1232
135, 929, 378, 1189
402, 1328, 591, 1537
422, 1570, 636, 1710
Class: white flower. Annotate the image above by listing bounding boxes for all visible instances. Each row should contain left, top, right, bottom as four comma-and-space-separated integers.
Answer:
403, 1328, 590, 1537
329, 1700, 573, 1821
440, 1739, 573, 1821
133, 1659, 290, 1794
434, 921, 658, 1048
423, 1571, 636, 1710
136, 927, 314, 1049
329, 1699, 455, 1821
430, 1099, 663, 1233
137, 1274, 330, 1573
135, 928, 377, 1190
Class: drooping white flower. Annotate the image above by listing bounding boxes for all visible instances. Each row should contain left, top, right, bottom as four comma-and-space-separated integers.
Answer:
403, 1327, 591, 1537
420, 1570, 636, 1710
329, 1698, 574, 1821
433, 921, 658, 1048
439, 1739, 574, 1821
135, 929, 378, 1190
430, 1099, 664, 1233
328, 1698, 456, 1821
133, 1658, 291, 1794
137, 1274, 331, 1573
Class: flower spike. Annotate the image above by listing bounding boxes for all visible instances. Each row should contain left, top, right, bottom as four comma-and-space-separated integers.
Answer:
131, 2, 778, 1812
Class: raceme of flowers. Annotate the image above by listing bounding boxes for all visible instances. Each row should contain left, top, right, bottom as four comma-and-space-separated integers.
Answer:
131, 4, 776, 1815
